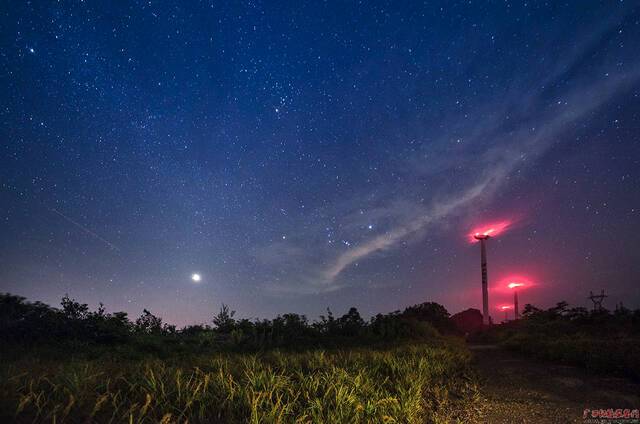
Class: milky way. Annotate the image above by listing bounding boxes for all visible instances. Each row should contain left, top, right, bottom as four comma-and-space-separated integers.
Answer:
2, 1, 640, 325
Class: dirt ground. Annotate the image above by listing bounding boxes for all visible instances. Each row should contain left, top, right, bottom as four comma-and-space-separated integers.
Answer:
470, 345, 640, 423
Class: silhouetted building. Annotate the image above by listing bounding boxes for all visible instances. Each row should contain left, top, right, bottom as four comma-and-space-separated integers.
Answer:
451, 308, 483, 334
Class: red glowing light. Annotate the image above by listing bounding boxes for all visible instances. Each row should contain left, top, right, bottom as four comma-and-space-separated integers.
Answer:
499, 305, 512, 310
469, 220, 511, 242
494, 276, 535, 294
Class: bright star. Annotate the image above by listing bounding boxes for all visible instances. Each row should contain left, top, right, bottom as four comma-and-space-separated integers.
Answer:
191, 273, 201, 282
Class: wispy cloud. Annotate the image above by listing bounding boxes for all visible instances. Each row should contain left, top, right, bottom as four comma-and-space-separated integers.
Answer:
257, 14, 640, 295
322, 67, 640, 285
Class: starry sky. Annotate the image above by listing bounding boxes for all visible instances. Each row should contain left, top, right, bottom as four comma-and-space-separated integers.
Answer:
2, 1, 640, 326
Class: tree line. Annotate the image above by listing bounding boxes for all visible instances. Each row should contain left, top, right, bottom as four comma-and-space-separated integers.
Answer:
0, 293, 454, 352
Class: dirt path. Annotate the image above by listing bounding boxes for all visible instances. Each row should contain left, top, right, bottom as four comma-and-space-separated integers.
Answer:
471, 345, 640, 423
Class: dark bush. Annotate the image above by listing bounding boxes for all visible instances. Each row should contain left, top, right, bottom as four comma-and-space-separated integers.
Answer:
1, 292, 451, 357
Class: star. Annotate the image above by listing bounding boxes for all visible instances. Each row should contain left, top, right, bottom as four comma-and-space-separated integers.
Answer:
2, 0, 639, 327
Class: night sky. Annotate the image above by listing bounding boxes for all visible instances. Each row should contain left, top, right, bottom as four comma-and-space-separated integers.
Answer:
2, 1, 640, 326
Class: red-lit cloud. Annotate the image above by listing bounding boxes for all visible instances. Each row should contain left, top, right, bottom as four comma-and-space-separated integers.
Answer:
469, 220, 511, 243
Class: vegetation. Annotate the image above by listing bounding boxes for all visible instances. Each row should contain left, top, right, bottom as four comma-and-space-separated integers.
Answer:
0, 293, 482, 423
0, 343, 482, 423
0, 293, 454, 352
4, 292, 639, 422
474, 301, 640, 379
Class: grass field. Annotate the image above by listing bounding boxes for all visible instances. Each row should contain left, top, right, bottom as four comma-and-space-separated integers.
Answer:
0, 340, 482, 423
